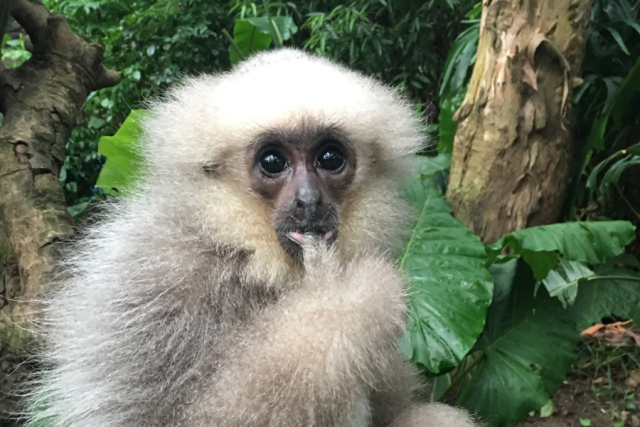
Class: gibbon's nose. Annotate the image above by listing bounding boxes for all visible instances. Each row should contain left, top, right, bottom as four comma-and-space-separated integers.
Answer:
294, 181, 322, 217
296, 184, 320, 207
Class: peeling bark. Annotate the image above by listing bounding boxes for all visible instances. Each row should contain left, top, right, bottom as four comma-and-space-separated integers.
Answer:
446, 0, 593, 243
0, 0, 119, 351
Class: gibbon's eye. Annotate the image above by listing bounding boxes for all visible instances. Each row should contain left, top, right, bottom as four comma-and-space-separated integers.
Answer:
259, 149, 288, 175
316, 146, 345, 172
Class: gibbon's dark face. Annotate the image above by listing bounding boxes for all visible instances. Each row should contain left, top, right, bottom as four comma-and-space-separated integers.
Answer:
247, 125, 357, 259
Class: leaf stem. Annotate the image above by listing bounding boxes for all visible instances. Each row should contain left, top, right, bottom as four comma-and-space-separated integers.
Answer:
262, 0, 283, 47
445, 351, 486, 399
222, 28, 245, 61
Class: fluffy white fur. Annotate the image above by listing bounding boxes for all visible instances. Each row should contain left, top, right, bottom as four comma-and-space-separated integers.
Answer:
26, 49, 479, 426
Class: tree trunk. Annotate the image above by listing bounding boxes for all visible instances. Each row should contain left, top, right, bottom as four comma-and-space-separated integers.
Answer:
446, 0, 593, 243
0, 0, 119, 349
0, 2, 118, 422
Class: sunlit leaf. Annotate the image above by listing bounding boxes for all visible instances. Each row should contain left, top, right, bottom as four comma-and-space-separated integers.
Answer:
247, 16, 298, 41
541, 259, 594, 307
95, 110, 148, 196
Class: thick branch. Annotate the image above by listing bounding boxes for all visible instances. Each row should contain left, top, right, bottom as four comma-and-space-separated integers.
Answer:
10, 0, 47, 46
0, 0, 120, 349
11, 0, 120, 90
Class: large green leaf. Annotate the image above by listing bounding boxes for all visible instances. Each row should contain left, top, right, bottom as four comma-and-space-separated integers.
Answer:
246, 16, 298, 42
95, 110, 148, 196
457, 260, 578, 427
230, 19, 272, 65
437, 2, 478, 155
439, 11, 479, 96
569, 261, 640, 331
487, 221, 636, 280
229, 16, 298, 65
398, 156, 493, 373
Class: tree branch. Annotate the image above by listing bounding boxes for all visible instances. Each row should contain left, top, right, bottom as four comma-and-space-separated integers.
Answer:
0, 0, 120, 351
10, 0, 120, 91
11, 0, 48, 47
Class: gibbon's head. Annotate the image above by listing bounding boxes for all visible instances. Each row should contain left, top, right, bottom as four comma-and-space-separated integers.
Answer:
141, 49, 423, 282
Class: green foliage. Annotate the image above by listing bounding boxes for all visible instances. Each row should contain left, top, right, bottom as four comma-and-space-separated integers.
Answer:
457, 260, 579, 427
540, 259, 594, 307
47, 0, 475, 207
1, 34, 31, 68
95, 110, 148, 196
566, 0, 640, 222
43, 0, 232, 207
27, 1, 640, 426
449, 219, 635, 426
399, 155, 493, 373
227, 0, 475, 104
487, 221, 636, 279
229, 19, 273, 64
437, 89, 466, 155
570, 260, 640, 331
430, 8, 640, 422
397, 154, 637, 425
302, 0, 476, 103
587, 142, 640, 201
229, 16, 298, 64
437, 3, 480, 153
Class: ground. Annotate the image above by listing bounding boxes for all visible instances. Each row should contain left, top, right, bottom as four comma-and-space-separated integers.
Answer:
518, 343, 640, 427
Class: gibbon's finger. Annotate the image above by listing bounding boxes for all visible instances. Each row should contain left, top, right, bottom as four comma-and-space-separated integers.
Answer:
300, 234, 332, 271
300, 234, 327, 257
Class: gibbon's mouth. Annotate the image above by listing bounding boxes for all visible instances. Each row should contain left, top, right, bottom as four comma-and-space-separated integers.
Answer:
277, 228, 338, 259
287, 230, 336, 245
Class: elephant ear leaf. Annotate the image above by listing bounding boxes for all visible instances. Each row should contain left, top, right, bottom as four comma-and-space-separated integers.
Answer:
487, 221, 635, 280
458, 221, 635, 426
456, 260, 578, 427
398, 155, 493, 374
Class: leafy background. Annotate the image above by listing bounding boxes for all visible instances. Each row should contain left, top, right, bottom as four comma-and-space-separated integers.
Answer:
3, 0, 639, 426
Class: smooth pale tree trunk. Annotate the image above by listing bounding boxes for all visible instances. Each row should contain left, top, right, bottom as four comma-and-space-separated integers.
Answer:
0, 0, 119, 421
446, 0, 594, 243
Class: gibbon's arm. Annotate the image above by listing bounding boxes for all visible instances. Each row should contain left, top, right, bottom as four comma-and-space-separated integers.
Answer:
188, 242, 407, 426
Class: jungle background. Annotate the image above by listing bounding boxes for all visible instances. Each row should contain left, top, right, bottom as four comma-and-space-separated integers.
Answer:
1, 0, 639, 426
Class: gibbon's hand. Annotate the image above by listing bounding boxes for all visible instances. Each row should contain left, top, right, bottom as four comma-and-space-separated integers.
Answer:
188, 238, 407, 425
300, 235, 408, 344
299, 234, 337, 277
